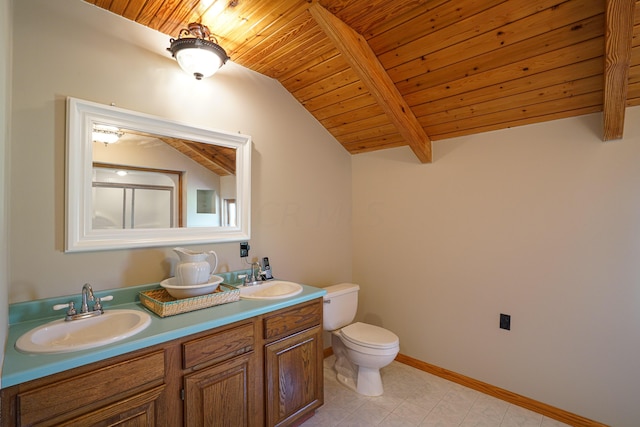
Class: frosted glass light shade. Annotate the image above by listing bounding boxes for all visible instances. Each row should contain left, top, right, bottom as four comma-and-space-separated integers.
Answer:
92, 125, 121, 144
175, 46, 224, 80
167, 26, 229, 80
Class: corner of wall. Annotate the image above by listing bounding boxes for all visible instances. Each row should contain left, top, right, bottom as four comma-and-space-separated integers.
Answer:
0, 0, 14, 388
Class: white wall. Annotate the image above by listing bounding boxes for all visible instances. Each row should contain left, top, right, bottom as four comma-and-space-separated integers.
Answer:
8, 0, 352, 302
352, 109, 640, 426
0, 0, 13, 389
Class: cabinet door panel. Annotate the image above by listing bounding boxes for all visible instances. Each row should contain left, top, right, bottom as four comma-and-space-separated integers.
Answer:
184, 353, 254, 427
265, 326, 323, 427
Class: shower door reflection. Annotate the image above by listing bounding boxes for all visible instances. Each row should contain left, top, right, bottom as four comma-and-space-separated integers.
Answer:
92, 166, 180, 229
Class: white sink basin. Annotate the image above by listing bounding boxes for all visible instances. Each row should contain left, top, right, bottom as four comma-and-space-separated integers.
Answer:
239, 280, 303, 300
16, 309, 151, 354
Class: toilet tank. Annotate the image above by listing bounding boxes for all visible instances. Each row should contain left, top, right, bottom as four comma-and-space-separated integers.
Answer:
322, 283, 360, 331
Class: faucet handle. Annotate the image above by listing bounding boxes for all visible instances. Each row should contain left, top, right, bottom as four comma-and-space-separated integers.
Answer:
53, 301, 77, 316
93, 295, 113, 311
53, 302, 70, 311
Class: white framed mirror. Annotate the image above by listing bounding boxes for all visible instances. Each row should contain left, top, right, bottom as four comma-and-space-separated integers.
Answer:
66, 97, 251, 252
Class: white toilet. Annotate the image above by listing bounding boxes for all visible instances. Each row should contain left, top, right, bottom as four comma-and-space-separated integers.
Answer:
323, 283, 400, 396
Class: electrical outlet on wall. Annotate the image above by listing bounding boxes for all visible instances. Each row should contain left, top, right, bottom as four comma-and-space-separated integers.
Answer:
240, 242, 249, 258
500, 313, 511, 330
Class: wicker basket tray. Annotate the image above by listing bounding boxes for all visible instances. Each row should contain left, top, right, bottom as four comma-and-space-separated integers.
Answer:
139, 284, 240, 317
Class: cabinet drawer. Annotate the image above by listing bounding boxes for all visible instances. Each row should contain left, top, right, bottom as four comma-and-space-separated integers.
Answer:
263, 299, 322, 342
17, 350, 165, 427
183, 322, 255, 369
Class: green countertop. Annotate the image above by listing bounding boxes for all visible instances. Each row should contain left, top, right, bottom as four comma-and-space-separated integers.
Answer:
2, 274, 326, 388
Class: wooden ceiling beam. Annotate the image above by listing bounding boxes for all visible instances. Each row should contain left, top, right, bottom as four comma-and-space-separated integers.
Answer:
160, 137, 236, 176
602, 0, 635, 141
308, 2, 432, 163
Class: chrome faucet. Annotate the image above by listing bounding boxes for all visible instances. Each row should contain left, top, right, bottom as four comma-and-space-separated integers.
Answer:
244, 262, 264, 286
53, 283, 114, 321
81, 283, 95, 314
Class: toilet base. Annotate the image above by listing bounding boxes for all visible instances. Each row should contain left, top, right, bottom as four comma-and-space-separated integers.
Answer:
334, 360, 385, 397
336, 372, 357, 393
355, 366, 384, 396
331, 333, 386, 396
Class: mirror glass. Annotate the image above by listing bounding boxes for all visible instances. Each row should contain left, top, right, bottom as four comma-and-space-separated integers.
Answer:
66, 97, 251, 252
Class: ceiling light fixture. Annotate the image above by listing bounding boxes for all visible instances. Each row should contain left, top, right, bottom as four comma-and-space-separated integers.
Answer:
167, 23, 229, 80
92, 124, 123, 145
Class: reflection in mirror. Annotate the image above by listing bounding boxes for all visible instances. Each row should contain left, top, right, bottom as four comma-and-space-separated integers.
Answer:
66, 97, 251, 252
91, 127, 237, 229
92, 164, 180, 229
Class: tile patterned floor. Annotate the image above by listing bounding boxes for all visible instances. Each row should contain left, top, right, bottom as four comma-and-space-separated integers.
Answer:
301, 356, 572, 427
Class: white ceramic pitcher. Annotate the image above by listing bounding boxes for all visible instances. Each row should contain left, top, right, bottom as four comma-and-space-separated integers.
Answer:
173, 247, 219, 286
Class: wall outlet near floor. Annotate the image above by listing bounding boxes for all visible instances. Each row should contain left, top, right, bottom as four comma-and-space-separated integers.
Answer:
500, 313, 511, 330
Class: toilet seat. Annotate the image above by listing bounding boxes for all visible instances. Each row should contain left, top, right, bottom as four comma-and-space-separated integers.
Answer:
340, 322, 399, 350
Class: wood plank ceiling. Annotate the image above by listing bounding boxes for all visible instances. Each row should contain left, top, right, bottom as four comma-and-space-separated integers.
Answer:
86, 0, 640, 163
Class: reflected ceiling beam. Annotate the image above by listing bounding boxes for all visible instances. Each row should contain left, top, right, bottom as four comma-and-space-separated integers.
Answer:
308, 2, 433, 163
602, 0, 635, 141
124, 129, 236, 176
160, 137, 236, 176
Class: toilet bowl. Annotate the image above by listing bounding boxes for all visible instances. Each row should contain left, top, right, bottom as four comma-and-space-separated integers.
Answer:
323, 283, 400, 396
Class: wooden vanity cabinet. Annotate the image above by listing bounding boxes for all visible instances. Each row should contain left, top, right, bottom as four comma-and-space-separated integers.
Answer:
1, 298, 324, 427
178, 299, 325, 427
183, 353, 256, 426
0, 349, 167, 427
263, 299, 324, 427
181, 320, 262, 427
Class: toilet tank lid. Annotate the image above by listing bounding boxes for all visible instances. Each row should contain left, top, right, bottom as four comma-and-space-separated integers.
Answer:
323, 283, 360, 299
341, 322, 399, 348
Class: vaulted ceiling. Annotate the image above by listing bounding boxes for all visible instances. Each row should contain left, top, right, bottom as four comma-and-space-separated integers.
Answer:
86, 0, 639, 163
